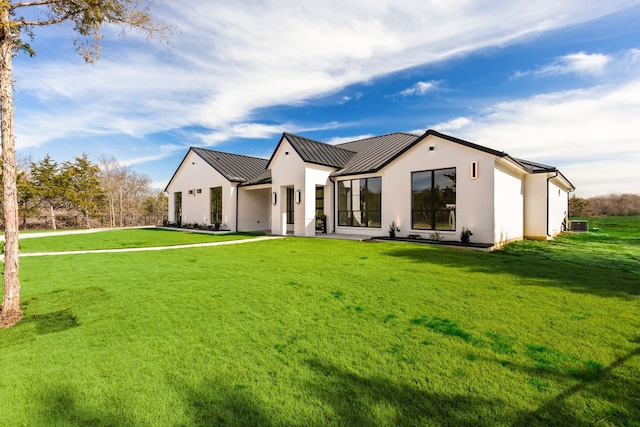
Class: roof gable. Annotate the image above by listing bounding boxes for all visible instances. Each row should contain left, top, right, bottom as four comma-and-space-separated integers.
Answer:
192, 147, 268, 182
267, 133, 356, 170
331, 130, 509, 177
333, 132, 421, 176
164, 147, 268, 191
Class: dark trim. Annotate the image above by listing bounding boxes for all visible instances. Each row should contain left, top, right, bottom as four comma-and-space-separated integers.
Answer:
164, 149, 193, 192
235, 184, 239, 233
546, 172, 558, 238
331, 129, 508, 177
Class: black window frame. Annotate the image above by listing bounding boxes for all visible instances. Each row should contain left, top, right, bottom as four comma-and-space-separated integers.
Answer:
286, 187, 294, 225
174, 192, 182, 225
210, 186, 223, 224
337, 177, 381, 228
411, 168, 456, 231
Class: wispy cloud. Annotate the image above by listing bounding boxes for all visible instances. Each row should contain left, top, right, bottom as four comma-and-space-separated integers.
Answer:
431, 75, 640, 196
14, 0, 638, 152
513, 51, 611, 79
326, 134, 376, 145
399, 80, 442, 96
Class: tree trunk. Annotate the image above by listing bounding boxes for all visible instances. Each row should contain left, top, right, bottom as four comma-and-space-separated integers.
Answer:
49, 204, 57, 230
0, 12, 23, 328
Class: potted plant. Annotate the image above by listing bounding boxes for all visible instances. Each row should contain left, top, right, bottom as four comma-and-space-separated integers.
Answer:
317, 214, 327, 233
461, 226, 473, 243
389, 221, 398, 238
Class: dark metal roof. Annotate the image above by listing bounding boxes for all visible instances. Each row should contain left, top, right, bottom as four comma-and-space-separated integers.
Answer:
191, 147, 268, 182
240, 169, 272, 186
330, 130, 510, 177
333, 133, 421, 176
513, 158, 557, 173
267, 133, 356, 169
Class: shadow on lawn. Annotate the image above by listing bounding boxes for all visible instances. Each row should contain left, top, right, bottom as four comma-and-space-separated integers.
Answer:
382, 245, 639, 299
37, 384, 138, 426
180, 378, 273, 426
510, 346, 640, 426
303, 358, 514, 426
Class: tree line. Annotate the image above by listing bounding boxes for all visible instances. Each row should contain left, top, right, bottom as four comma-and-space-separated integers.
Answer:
569, 193, 640, 217
1, 153, 167, 230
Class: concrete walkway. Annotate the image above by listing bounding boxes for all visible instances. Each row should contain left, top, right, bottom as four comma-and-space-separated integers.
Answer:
16, 236, 283, 258
0, 227, 283, 260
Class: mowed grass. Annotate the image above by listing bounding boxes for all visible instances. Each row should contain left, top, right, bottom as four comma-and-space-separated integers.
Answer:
17, 228, 254, 253
1, 223, 639, 426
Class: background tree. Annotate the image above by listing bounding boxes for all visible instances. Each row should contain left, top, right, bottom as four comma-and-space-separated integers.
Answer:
30, 154, 64, 230
98, 153, 128, 228
568, 195, 591, 218
62, 154, 106, 228
143, 190, 168, 225
1, 1, 171, 328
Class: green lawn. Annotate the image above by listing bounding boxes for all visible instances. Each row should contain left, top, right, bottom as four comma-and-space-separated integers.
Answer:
1, 222, 639, 426
16, 228, 254, 253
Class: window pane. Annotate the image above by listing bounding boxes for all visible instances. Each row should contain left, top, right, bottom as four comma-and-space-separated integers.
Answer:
338, 181, 350, 211
412, 171, 432, 193
412, 211, 431, 230
352, 210, 364, 227
368, 211, 381, 228
338, 211, 351, 226
435, 210, 455, 231
210, 187, 222, 223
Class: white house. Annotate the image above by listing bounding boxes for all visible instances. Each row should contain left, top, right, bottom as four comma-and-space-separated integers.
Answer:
165, 129, 575, 247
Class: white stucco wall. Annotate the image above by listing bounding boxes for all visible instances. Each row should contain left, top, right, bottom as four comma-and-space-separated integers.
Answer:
523, 174, 549, 239
493, 160, 525, 246
165, 150, 237, 229
268, 138, 338, 236
334, 134, 498, 244
548, 177, 570, 237
304, 165, 334, 236
238, 186, 271, 232
269, 139, 306, 236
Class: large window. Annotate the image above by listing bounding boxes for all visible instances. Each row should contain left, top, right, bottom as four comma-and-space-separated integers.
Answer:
315, 186, 324, 230
412, 168, 456, 231
174, 192, 182, 225
210, 187, 222, 224
286, 187, 294, 224
338, 177, 381, 228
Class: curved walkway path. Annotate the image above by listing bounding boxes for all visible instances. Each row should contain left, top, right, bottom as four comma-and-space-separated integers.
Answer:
0, 227, 282, 260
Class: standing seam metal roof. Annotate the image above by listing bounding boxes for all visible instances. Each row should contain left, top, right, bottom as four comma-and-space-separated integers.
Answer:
333, 133, 421, 175
282, 133, 356, 168
191, 147, 268, 182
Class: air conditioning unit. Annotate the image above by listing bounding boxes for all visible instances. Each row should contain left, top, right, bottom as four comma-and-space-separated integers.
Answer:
569, 220, 588, 232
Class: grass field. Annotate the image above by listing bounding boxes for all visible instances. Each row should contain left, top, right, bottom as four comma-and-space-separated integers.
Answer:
1, 218, 639, 426
17, 228, 254, 253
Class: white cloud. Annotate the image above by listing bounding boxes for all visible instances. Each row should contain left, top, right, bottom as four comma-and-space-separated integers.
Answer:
513, 49, 640, 78
14, 0, 640, 150
431, 76, 640, 196
399, 80, 441, 96
326, 134, 376, 145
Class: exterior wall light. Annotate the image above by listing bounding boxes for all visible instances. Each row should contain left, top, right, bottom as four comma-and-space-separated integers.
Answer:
272, 192, 277, 205
295, 189, 301, 204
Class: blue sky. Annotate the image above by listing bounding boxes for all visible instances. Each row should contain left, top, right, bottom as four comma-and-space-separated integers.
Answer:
12, 0, 640, 196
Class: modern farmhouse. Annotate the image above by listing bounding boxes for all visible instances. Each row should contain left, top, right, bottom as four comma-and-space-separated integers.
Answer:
165, 129, 575, 247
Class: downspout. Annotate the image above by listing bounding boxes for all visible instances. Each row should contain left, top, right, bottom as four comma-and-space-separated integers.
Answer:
546, 172, 558, 238
330, 176, 336, 233
235, 184, 239, 232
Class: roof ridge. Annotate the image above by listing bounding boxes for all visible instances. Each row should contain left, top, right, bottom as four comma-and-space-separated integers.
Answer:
191, 146, 267, 161
335, 131, 420, 146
